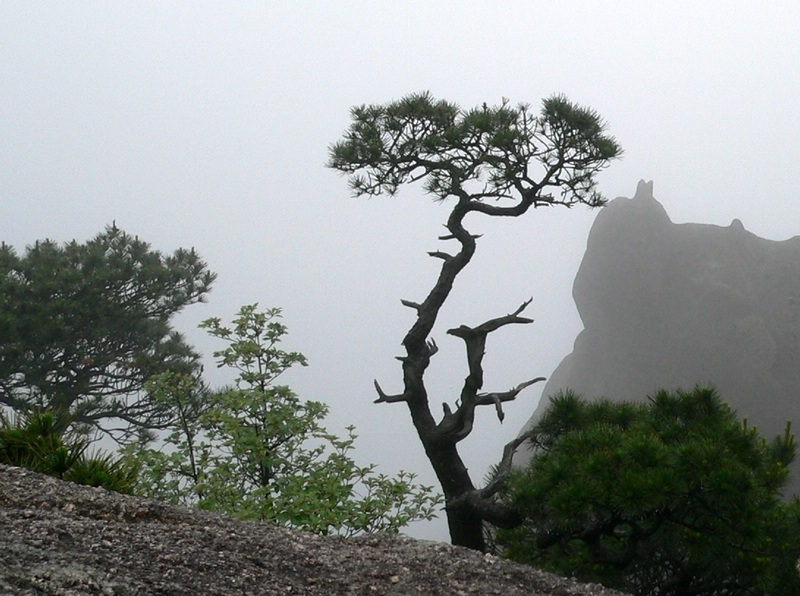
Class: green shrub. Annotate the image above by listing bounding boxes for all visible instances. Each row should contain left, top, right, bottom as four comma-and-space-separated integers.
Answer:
0, 409, 139, 494
499, 387, 800, 595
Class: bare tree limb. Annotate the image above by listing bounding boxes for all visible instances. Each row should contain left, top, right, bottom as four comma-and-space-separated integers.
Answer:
373, 380, 408, 404
434, 302, 539, 438
481, 432, 534, 499
400, 299, 422, 311
436, 401, 475, 443
448, 299, 535, 340
438, 233, 482, 241
435, 374, 543, 440
476, 377, 546, 422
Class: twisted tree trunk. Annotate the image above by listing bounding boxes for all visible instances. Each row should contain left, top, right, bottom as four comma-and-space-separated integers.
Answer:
373, 200, 543, 551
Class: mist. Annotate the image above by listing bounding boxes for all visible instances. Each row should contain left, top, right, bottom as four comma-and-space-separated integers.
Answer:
2, 2, 798, 540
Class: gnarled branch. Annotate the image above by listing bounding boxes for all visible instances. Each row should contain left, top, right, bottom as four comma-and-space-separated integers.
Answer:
436, 400, 475, 443
373, 380, 408, 404
448, 299, 534, 340
476, 377, 546, 422
435, 375, 543, 441
481, 432, 533, 499
439, 233, 483, 241
437, 301, 537, 436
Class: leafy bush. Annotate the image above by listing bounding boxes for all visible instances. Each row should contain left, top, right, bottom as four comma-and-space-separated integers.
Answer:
125, 305, 442, 536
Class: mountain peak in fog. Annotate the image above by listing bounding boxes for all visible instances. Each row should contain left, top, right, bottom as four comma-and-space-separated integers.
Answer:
519, 181, 800, 495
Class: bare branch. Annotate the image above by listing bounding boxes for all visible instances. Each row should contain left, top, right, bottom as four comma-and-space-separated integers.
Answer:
476, 377, 546, 421
443, 301, 539, 429
437, 400, 475, 443
479, 298, 535, 331
493, 395, 504, 422
447, 299, 535, 340
510, 298, 533, 317
480, 431, 534, 499
400, 299, 422, 311
438, 233, 482, 241
373, 380, 408, 404
427, 251, 452, 261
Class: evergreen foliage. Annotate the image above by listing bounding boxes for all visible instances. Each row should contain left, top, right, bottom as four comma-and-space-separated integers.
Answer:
329, 92, 620, 206
0, 225, 215, 440
499, 387, 800, 595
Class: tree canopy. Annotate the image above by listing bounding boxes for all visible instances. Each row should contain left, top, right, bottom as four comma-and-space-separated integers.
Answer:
499, 387, 800, 595
329, 91, 620, 206
0, 225, 215, 440
329, 92, 621, 551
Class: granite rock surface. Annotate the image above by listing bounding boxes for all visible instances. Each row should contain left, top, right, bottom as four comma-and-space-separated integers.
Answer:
0, 464, 626, 595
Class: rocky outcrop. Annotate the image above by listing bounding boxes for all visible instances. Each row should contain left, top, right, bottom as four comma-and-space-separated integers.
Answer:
519, 180, 800, 495
0, 464, 626, 595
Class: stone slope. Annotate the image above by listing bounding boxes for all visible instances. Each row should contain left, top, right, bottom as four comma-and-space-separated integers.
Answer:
0, 464, 625, 595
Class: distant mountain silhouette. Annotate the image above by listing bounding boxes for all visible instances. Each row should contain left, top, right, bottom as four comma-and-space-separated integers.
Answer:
518, 180, 800, 495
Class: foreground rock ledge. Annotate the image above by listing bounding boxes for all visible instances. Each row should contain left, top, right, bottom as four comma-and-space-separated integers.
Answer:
0, 465, 625, 595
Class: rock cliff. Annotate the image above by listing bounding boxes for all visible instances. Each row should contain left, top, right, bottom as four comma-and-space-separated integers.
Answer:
519, 180, 800, 495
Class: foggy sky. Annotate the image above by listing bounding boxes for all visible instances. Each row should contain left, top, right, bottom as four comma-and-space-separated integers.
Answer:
2, 2, 799, 540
